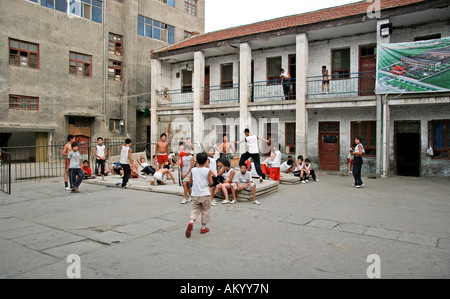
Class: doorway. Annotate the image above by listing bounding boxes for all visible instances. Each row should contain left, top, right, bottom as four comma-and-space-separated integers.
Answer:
359, 45, 376, 96
395, 121, 421, 176
288, 54, 296, 100
319, 122, 340, 171
204, 66, 210, 105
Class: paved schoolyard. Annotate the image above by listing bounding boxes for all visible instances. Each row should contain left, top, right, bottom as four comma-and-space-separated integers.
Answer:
0, 172, 449, 279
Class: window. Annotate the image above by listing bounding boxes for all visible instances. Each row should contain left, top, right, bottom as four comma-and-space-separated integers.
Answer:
108, 60, 123, 81
110, 119, 124, 132
181, 69, 193, 93
69, 52, 92, 77
267, 57, 282, 84
414, 34, 441, 42
158, 0, 175, 7
69, 0, 102, 23
351, 121, 376, 156
9, 95, 39, 111
428, 120, 450, 159
285, 123, 296, 154
332, 48, 350, 79
138, 15, 175, 44
221, 63, 233, 88
109, 33, 123, 55
185, 0, 197, 16
184, 31, 193, 39
9, 39, 39, 69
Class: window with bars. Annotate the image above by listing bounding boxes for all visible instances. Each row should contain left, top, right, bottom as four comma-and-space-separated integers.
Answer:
138, 15, 175, 44
428, 120, 450, 159
185, 0, 197, 16
69, 52, 92, 77
9, 95, 39, 111
108, 60, 123, 82
351, 121, 376, 156
109, 33, 123, 56
332, 48, 350, 79
285, 123, 296, 154
9, 39, 39, 69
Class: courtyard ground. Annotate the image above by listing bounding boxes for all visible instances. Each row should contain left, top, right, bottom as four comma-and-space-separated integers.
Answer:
0, 171, 449, 279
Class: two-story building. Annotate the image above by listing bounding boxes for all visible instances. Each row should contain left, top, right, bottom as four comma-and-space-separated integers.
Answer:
150, 0, 450, 177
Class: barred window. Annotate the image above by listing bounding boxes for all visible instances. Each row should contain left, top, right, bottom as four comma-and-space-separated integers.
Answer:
9, 39, 39, 69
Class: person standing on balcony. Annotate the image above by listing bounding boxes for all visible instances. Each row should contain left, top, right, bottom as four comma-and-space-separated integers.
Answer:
280, 68, 291, 100
322, 65, 330, 94
235, 129, 269, 183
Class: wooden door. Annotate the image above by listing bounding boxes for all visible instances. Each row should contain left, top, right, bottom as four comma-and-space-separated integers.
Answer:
288, 55, 296, 100
204, 66, 210, 105
359, 45, 376, 96
35, 132, 48, 162
319, 122, 340, 171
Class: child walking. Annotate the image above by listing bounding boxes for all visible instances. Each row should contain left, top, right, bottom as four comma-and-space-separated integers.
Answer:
119, 138, 135, 189
352, 137, 365, 188
68, 142, 84, 193
185, 152, 214, 238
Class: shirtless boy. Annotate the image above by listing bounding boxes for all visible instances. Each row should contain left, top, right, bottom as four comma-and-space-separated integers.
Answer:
62, 135, 76, 191
155, 133, 169, 170
216, 135, 238, 162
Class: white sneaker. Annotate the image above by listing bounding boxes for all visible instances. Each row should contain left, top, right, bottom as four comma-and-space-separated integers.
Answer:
222, 199, 231, 204
301, 181, 306, 184
230, 200, 237, 204
187, 196, 192, 202
65, 186, 71, 191
181, 198, 187, 204
352, 184, 356, 187
253, 200, 261, 205
315, 179, 320, 182
305, 180, 309, 183
211, 201, 217, 206
141, 175, 146, 179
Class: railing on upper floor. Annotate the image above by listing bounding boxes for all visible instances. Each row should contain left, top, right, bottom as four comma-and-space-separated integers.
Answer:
202, 83, 240, 105
157, 88, 194, 107
306, 71, 376, 99
251, 79, 296, 102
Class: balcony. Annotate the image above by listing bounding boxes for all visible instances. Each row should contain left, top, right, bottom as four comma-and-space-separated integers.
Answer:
157, 88, 193, 107
251, 79, 296, 103
307, 71, 376, 99
202, 83, 240, 105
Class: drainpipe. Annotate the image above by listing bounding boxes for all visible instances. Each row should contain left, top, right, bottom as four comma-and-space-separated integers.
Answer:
103, 0, 107, 123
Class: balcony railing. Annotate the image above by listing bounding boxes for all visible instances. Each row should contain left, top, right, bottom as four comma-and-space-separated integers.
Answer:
157, 88, 194, 107
251, 79, 296, 102
307, 71, 376, 98
202, 83, 239, 105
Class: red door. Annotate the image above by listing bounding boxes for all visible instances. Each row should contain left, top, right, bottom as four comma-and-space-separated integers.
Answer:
359, 45, 376, 96
204, 66, 210, 105
319, 122, 340, 171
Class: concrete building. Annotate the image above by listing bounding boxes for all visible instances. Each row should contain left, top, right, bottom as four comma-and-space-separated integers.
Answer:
0, 0, 205, 149
150, 0, 450, 177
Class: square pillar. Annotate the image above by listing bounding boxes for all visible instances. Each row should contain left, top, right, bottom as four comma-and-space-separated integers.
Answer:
295, 33, 308, 157
376, 19, 391, 177
239, 43, 252, 153
193, 51, 205, 152
150, 58, 162, 155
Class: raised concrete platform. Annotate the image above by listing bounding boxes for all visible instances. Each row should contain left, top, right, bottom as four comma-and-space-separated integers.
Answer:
279, 173, 301, 185
84, 167, 279, 202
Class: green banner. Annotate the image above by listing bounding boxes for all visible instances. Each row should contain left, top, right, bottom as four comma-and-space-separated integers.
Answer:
376, 37, 450, 94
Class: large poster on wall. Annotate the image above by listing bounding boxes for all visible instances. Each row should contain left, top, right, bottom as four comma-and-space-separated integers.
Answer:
376, 37, 450, 94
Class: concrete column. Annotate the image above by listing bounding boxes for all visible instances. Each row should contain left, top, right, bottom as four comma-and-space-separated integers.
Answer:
193, 51, 205, 152
376, 19, 391, 177
239, 43, 252, 154
295, 33, 308, 157
150, 58, 162, 155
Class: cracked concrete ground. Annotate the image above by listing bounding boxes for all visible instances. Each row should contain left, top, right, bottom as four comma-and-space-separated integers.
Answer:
0, 172, 449, 279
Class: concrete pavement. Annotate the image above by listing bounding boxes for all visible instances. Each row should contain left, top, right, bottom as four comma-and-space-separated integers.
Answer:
0, 172, 449, 279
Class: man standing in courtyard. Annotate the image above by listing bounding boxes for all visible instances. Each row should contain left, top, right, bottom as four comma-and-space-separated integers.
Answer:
352, 136, 365, 188
155, 133, 170, 171
62, 134, 76, 191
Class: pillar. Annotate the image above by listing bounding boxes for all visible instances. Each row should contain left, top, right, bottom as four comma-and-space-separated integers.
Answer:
239, 43, 252, 154
150, 58, 162, 156
295, 33, 308, 157
193, 51, 205, 153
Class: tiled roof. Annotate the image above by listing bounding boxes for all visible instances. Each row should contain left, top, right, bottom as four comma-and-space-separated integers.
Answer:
153, 0, 427, 55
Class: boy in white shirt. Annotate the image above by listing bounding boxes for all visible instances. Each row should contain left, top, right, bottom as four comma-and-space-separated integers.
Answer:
280, 156, 294, 173
94, 137, 107, 182
231, 164, 260, 205
303, 158, 319, 182
185, 152, 214, 238
270, 145, 282, 181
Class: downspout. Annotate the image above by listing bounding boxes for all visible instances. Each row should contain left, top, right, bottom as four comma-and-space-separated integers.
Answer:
103, 0, 107, 122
